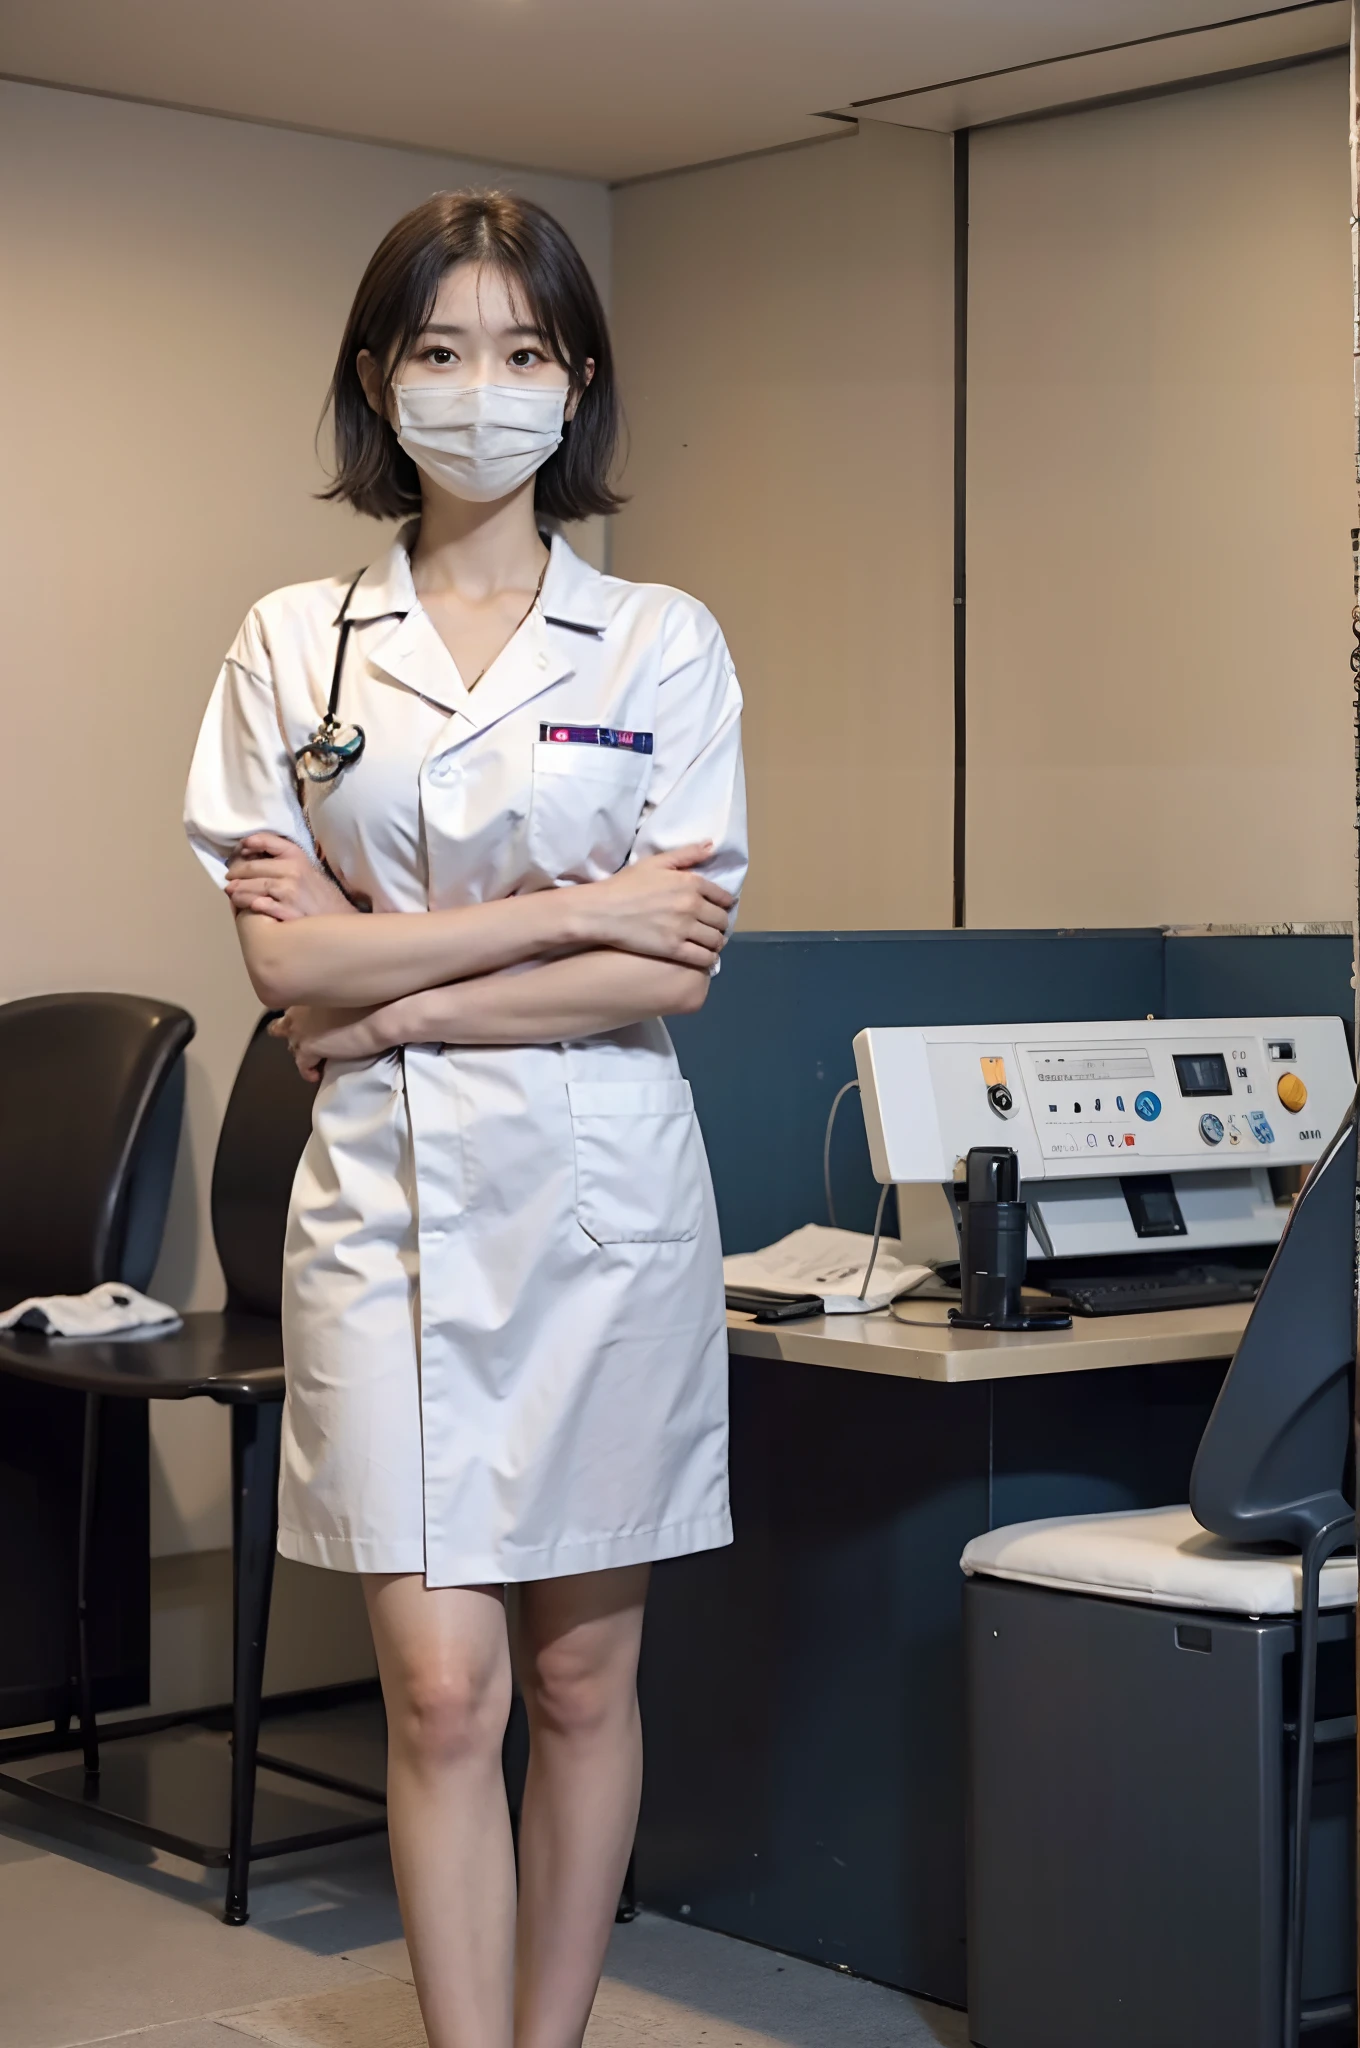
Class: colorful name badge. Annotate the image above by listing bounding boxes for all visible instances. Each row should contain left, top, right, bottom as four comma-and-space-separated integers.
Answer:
539, 724, 654, 755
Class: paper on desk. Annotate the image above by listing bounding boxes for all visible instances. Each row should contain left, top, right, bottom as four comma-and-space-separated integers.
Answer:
723, 1225, 933, 1315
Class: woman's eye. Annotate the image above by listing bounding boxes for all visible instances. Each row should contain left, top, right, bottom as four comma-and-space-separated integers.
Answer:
508, 349, 543, 369
424, 347, 456, 366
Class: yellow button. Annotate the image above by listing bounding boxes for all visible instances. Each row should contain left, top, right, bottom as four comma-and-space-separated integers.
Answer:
1277, 1073, 1308, 1113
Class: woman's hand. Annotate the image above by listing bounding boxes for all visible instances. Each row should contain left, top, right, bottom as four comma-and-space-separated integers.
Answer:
268, 1002, 401, 1082
578, 844, 734, 970
226, 832, 363, 921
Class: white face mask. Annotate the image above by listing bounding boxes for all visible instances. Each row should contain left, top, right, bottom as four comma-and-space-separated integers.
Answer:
394, 381, 567, 503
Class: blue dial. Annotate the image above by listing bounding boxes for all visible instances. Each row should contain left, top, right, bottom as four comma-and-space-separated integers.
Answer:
1199, 1113, 1224, 1146
1134, 1091, 1161, 1122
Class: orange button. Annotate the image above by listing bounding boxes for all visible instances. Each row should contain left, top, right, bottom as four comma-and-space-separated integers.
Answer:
1276, 1073, 1308, 1114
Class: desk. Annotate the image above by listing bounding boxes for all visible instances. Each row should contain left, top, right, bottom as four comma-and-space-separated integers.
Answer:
636, 1308, 1245, 2008
726, 1301, 1251, 1383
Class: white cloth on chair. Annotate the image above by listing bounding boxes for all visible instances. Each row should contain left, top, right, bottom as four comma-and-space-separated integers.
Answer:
961, 1503, 1357, 1617
0, 1282, 181, 1339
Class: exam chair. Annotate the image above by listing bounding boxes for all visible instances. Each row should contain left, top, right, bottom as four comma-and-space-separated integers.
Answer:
961, 1101, 1357, 2048
0, 1011, 387, 1924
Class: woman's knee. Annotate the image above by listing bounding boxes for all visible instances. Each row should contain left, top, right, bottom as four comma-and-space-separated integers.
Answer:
387, 1652, 511, 1770
521, 1637, 637, 1744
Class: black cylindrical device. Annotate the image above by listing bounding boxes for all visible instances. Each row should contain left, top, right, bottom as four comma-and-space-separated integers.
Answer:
965, 1146, 1021, 1206
951, 1145, 1069, 1330
958, 1195, 1029, 1322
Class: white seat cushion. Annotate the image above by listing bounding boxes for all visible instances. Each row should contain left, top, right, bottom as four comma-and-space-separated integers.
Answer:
961, 1504, 1357, 1617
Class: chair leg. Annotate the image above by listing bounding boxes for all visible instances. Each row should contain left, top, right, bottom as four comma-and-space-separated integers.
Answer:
502, 1688, 528, 1864
224, 1399, 282, 1927
1282, 1514, 1354, 2048
616, 1849, 638, 1924
76, 1391, 101, 1782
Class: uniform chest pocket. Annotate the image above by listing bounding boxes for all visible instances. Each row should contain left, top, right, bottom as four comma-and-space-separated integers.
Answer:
567, 1079, 706, 1245
528, 741, 649, 882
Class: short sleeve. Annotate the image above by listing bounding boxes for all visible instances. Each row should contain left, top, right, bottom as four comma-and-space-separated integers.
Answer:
184, 608, 313, 889
628, 599, 748, 965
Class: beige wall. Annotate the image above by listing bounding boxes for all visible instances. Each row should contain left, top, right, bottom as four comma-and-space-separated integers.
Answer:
610, 122, 956, 930
964, 59, 1354, 928
0, 80, 608, 1704
8, 58, 1352, 1702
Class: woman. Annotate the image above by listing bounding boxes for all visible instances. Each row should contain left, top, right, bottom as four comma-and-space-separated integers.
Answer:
184, 190, 746, 2048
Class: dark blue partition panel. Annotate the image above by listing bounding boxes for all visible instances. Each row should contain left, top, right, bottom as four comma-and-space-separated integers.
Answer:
638, 1354, 1232, 2003
1164, 934, 1353, 1048
669, 930, 1163, 1254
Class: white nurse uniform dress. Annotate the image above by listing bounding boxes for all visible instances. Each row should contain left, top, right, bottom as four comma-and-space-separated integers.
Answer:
184, 528, 747, 1587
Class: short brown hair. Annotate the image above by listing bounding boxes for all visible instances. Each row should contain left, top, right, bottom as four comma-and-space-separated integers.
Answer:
321, 190, 622, 523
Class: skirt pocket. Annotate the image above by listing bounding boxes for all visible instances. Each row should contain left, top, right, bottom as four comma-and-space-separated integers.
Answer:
567, 1078, 705, 1244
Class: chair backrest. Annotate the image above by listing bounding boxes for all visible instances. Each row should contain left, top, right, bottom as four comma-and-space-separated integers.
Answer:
0, 992, 195, 1304
210, 1015, 318, 1317
1189, 1096, 1356, 1551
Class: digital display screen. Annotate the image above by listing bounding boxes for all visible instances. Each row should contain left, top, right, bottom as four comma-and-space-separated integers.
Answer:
1173, 1052, 1232, 1098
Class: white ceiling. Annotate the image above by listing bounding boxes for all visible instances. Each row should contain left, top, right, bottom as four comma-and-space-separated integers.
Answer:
0, 0, 1344, 182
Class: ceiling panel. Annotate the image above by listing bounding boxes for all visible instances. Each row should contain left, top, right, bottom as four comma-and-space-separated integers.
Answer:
845, 0, 1346, 130
0, 0, 1341, 180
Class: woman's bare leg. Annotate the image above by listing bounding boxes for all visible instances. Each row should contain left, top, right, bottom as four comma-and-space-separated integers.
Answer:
363, 1575, 517, 2048
510, 1564, 650, 2048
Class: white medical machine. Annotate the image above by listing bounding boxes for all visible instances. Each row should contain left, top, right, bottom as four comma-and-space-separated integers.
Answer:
853, 1016, 1354, 1313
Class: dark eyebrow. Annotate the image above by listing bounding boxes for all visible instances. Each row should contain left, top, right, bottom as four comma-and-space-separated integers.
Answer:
419, 322, 546, 339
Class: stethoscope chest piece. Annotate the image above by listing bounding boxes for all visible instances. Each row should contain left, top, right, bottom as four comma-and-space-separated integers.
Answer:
296, 716, 366, 785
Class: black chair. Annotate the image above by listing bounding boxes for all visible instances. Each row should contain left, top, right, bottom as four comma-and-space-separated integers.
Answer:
0, 992, 194, 1733
962, 1101, 1357, 2048
1190, 1103, 1357, 2046
0, 1011, 386, 1923
0, 991, 193, 1305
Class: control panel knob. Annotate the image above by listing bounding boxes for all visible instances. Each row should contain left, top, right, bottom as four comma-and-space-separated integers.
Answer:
987, 1082, 1016, 1118
1276, 1072, 1308, 1114
1198, 1113, 1225, 1146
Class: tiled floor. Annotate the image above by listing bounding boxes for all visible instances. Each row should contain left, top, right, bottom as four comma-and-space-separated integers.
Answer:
0, 1790, 970, 2048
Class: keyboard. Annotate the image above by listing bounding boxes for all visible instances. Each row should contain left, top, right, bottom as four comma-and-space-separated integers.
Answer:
1056, 1269, 1263, 1318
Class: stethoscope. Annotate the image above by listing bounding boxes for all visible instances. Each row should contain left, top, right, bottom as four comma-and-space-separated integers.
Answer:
294, 569, 405, 786
294, 557, 552, 786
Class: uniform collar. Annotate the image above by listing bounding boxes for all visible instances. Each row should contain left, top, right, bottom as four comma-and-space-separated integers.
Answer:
345, 521, 420, 621
350, 523, 612, 627
351, 524, 613, 724
539, 529, 615, 637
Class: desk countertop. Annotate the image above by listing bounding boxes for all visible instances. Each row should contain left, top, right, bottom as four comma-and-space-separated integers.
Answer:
725, 1300, 1250, 1384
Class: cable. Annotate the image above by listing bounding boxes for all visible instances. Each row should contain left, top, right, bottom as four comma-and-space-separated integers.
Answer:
824, 1078, 909, 1305
857, 1182, 892, 1301
883, 1269, 961, 1324
889, 1300, 960, 1327
823, 1080, 861, 1228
